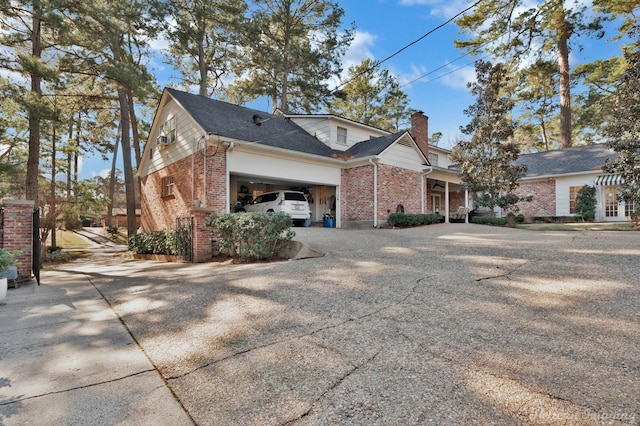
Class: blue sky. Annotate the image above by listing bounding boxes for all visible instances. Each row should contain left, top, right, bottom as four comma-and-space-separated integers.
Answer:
80, 0, 627, 179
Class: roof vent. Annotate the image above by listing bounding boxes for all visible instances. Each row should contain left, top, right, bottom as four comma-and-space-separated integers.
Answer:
252, 114, 264, 126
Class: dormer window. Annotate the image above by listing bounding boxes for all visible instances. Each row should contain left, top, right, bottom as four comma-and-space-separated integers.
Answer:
337, 126, 347, 145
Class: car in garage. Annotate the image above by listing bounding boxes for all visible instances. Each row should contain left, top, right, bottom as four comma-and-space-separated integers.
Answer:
242, 190, 311, 225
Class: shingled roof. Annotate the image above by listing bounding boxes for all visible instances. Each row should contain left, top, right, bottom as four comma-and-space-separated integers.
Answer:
164, 88, 418, 161
166, 88, 335, 157
517, 144, 617, 177
346, 131, 407, 159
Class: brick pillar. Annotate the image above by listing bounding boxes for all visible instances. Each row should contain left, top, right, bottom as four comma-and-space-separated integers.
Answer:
1, 200, 34, 279
410, 111, 429, 158
191, 208, 215, 262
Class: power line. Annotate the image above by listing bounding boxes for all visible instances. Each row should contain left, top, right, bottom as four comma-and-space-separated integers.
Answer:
332, 0, 484, 93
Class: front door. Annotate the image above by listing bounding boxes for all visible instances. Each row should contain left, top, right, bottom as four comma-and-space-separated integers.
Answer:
431, 194, 442, 215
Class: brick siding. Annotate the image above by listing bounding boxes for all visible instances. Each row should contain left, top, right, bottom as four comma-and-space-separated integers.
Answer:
0, 200, 34, 279
377, 164, 424, 217
341, 163, 426, 226
511, 180, 556, 217
141, 148, 227, 262
341, 165, 374, 223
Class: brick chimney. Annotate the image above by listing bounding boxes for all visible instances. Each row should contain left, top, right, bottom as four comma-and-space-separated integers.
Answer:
410, 111, 429, 158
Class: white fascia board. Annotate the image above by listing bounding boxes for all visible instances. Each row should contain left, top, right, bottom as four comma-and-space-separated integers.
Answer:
211, 136, 342, 167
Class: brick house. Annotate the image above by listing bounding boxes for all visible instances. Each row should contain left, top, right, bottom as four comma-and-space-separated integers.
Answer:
511, 144, 632, 221
138, 88, 475, 261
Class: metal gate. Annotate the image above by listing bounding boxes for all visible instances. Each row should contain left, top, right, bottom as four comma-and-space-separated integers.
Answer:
175, 216, 194, 262
32, 208, 41, 285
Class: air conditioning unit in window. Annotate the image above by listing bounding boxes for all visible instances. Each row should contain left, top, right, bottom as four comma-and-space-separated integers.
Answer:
156, 135, 169, 145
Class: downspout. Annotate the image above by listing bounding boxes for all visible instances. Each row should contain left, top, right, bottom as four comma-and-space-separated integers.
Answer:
369, 158, 378, 227
225, 142, 235, 213
203, 138, 207, 208
421, 167, 433, 214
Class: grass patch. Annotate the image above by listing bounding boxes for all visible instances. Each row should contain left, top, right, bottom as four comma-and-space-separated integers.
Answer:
517, 222, 636, 231
45, 230, 92, 249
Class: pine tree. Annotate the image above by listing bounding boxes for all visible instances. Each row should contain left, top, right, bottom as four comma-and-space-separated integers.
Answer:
327, 59, 411, 132
455, 0, 599, 149
228, 0, 354, 112
602, 24, 640, 211
165, 0, 247, 97
451, 60, 527, 216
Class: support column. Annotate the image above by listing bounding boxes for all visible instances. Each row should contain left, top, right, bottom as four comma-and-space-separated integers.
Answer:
444, 182, 450, 223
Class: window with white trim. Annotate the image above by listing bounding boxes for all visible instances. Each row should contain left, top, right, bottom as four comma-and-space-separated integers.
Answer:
162, 176, 175, 197
161, 116, 177, 144
428, 153, 439, 167
337, 126, 347, 145
569, 186, 581, 214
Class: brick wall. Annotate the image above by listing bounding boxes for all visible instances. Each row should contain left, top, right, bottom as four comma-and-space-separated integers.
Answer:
377, 164, 423, 217
341, 165, 374, 223
1, 200, 34, 279
141, 148, 227, 262
511, 180, 556, 217
340, 163, 426, 226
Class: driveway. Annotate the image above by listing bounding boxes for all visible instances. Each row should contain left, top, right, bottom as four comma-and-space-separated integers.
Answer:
2, 224, 639, 424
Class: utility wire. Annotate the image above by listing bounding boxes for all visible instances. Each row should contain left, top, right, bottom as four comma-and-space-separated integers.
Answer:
332, 0, 484, 94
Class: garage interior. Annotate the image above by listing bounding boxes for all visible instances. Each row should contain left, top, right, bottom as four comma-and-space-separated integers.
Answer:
231, 175, 337, 226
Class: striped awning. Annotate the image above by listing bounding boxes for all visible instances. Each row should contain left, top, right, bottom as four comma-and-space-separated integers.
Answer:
594, 175, 624, 186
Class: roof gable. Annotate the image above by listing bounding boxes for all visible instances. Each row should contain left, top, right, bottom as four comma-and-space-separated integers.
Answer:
346, 131, 430, 166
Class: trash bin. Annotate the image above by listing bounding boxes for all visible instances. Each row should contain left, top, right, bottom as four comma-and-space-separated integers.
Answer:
323, 213, 335, 228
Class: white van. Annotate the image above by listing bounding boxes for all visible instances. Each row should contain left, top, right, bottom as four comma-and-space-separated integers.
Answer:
242, 190, 311, 224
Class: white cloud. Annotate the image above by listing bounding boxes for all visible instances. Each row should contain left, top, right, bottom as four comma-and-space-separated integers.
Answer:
343, 30, 377, 69
438, 63, 476, 89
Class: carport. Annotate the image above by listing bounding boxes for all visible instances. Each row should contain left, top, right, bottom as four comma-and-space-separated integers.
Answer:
227, 145, 341, 226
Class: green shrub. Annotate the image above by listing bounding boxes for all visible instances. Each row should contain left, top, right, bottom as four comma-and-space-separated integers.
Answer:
205, 212, 295, 261
387, 213, 441, 227
575, 185, 596, 222
471, 216, 508, 226
533, 216, 579, 223
128, 229, 177, 255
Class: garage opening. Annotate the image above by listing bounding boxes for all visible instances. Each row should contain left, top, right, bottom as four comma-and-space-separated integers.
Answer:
231, 175, 337, 227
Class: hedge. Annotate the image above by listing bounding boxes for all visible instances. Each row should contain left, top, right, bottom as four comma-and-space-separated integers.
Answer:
206, 212, 295, 261
128, 229, 177, 255
387, 213, 441, 228
471, 217, 509, 226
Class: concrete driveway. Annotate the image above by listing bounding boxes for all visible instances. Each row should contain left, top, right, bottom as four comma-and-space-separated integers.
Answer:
1, 224, 638, 425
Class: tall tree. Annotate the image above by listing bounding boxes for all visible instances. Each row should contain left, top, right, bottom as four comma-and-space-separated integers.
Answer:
515, 59, 559, 151
573, 57, 625, 145
451, 60, 527, 216
0, 1, 62, 203
602, 24, 640, 209
327, 59, 411, 132
228, 0, 354, 112
60, 0, 161, 238
455, 0, 596, 149
165, 0, 247, 97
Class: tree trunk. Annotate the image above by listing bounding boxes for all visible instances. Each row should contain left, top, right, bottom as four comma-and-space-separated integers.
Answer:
556, 3, 572, 149
50, 123, 57, 248
117, 89, 137, 239
127, 91, 142, 206
106, 123, 121, 228
25, 15, 43, 203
